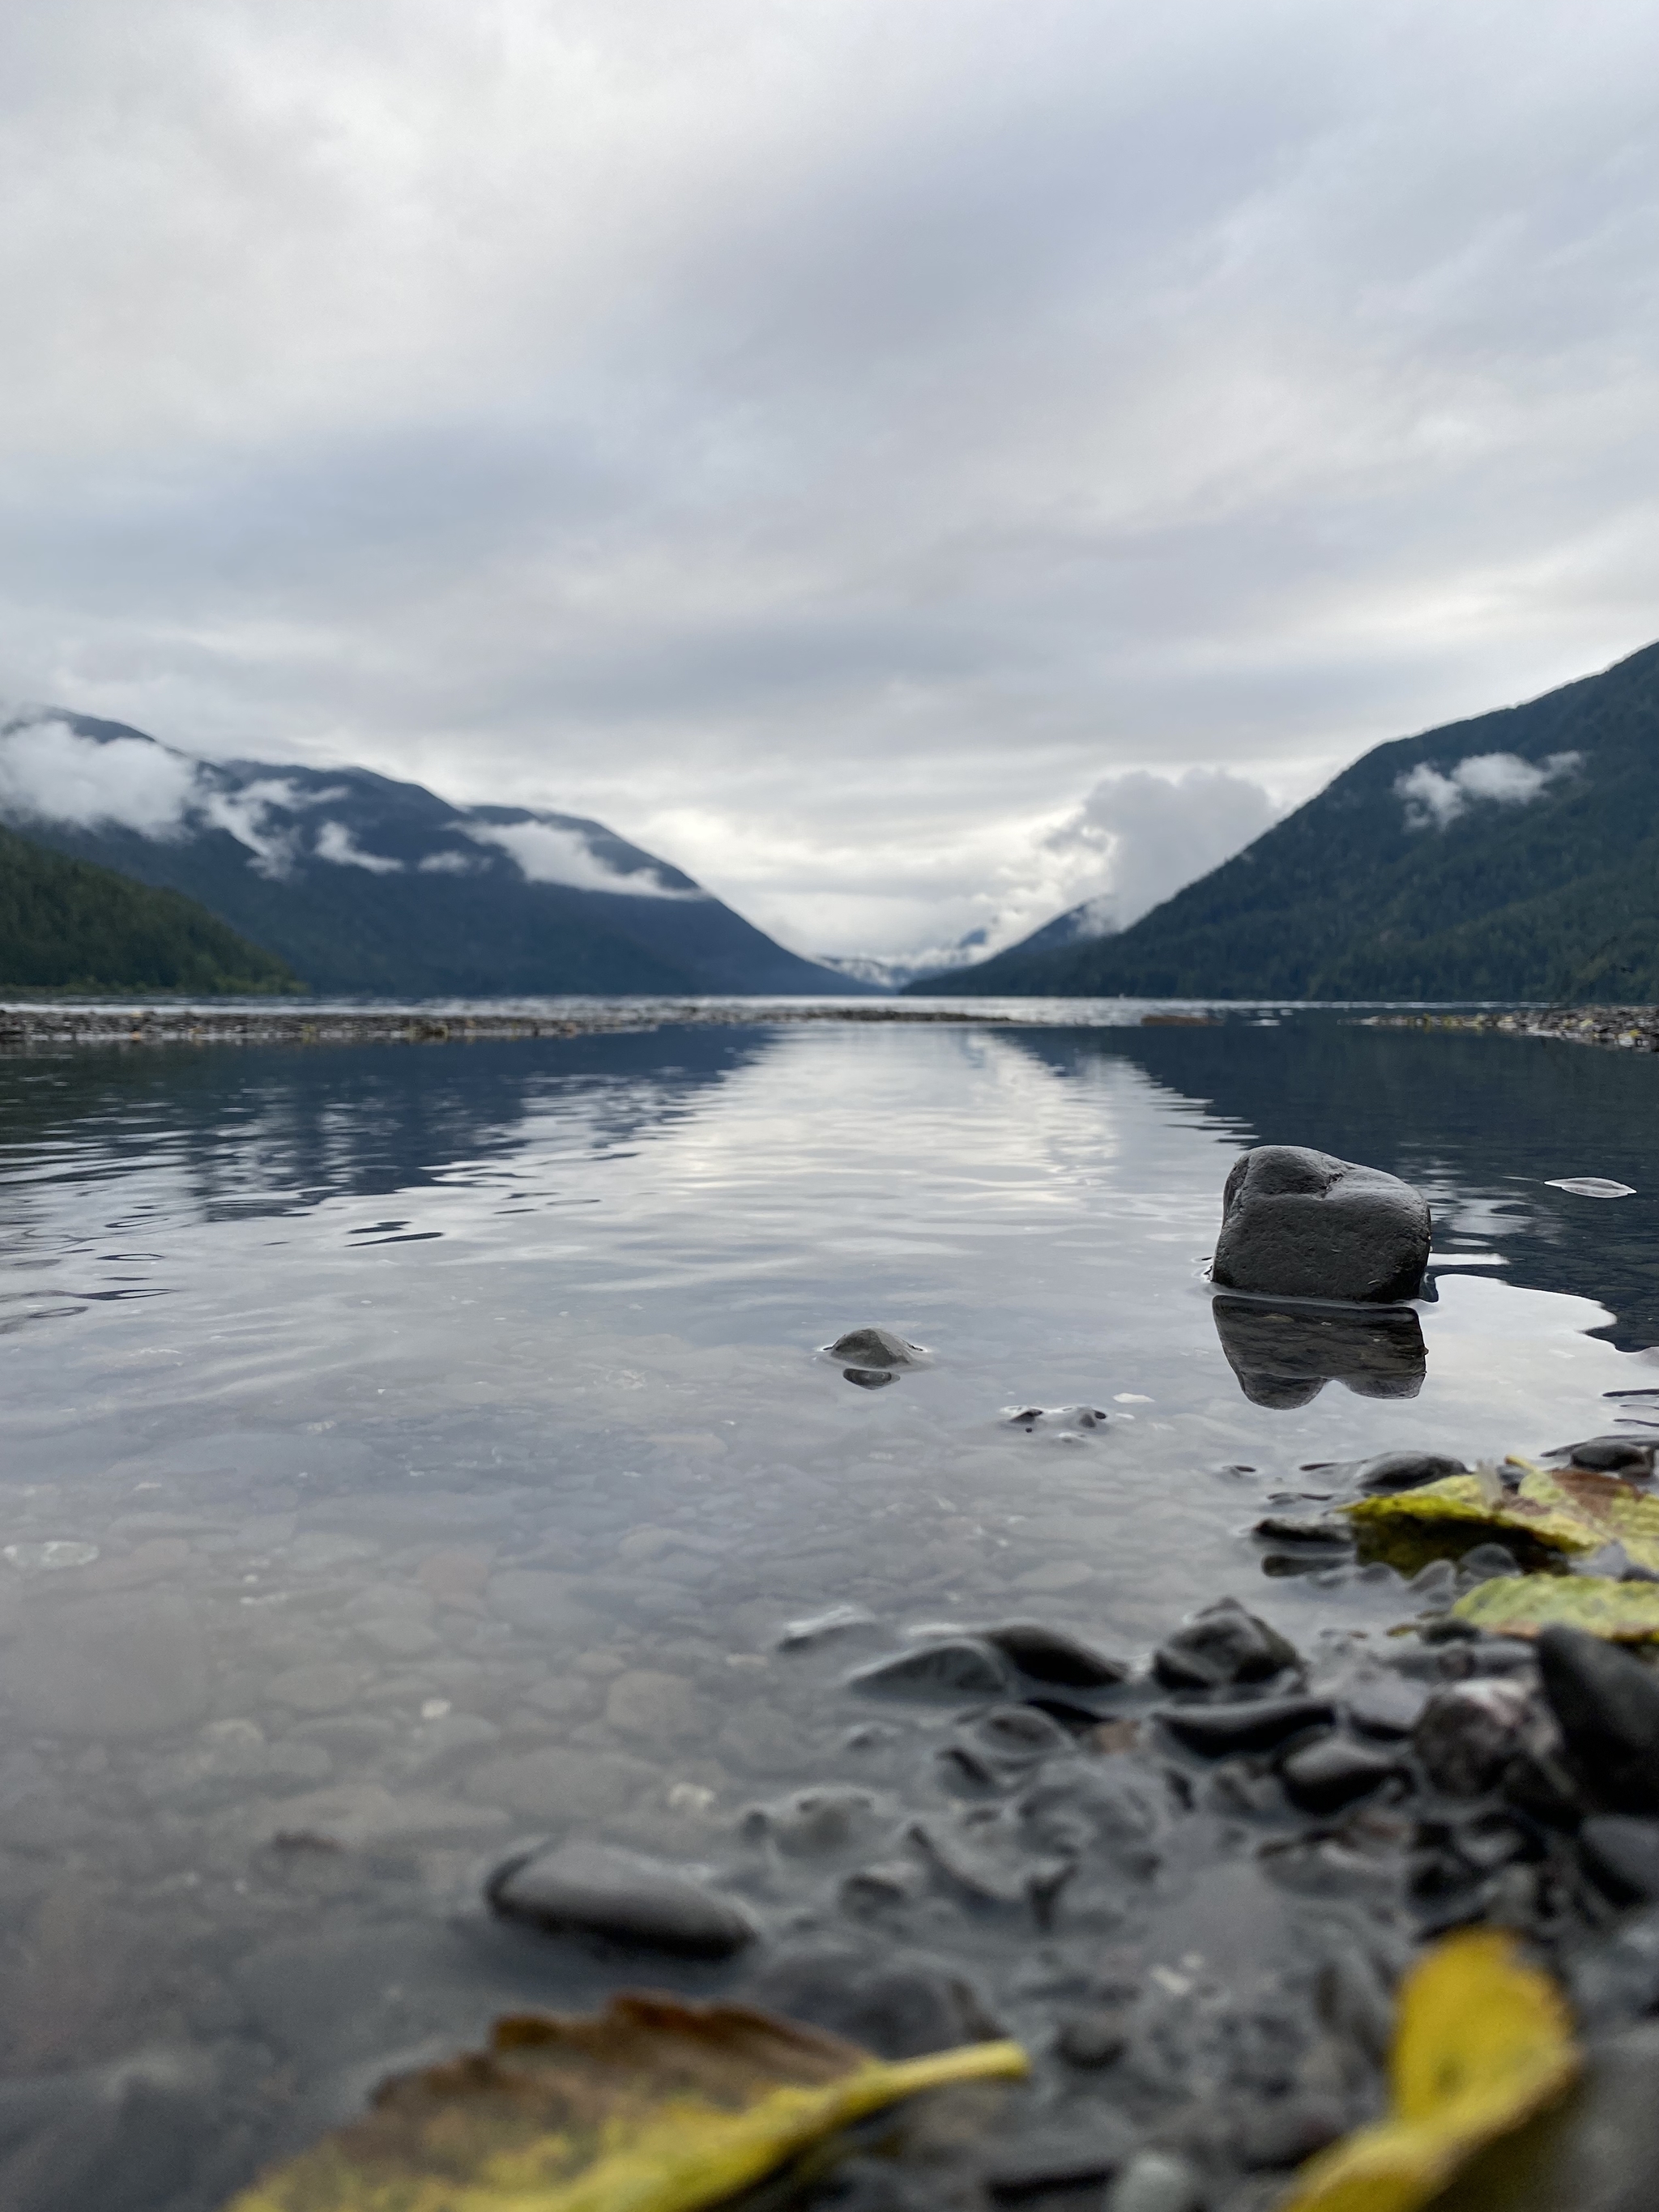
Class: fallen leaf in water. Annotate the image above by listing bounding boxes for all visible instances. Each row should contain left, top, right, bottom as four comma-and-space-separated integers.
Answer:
224, 1992, 1028, 2212
1278, 1929, 1577, 2212
1452, 1574, 1659, 1640
1344, 1461, 1659, 1575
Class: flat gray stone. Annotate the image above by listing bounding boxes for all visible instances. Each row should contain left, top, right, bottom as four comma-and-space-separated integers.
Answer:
488, 1840, 755, 1958
847, 1638, 1015, 1701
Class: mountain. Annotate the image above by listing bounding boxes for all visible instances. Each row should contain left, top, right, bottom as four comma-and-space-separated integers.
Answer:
0, 711, 867, 997
911, 642, 1659, 1001
0, 823, 298, 993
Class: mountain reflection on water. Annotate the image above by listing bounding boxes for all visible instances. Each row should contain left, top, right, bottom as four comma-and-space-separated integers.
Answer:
0, 1007, 1654, 2212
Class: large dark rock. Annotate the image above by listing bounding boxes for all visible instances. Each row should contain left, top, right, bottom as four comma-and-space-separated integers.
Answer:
1211, 1146, 1431, 1304
486, 1840, 756, 1958
1152, 1597, 1299, 1691
847, 1638, 1015, 1701
1537, 1626, 1659, 1813
981, 1622, 1128, 1687
1212, 1297, 1427, 1408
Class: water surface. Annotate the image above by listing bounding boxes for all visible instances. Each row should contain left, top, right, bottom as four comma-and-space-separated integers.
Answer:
0, 1009, 1654, 2206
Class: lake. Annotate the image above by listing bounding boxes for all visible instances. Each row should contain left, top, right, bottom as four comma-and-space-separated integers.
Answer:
1, 1004, 1655, 2210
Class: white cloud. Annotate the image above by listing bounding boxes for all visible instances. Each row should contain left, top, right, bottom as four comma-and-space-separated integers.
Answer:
314, 817, 403, 872
0, 715, 197, 835
416, 846, 481, 874
1397, 748, 1582, 829
1044, 768, 1282, 931
464, 820, 702, 898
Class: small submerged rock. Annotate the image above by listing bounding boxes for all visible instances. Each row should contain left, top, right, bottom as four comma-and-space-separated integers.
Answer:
1545, 1434, 1658, 1475
485, 1839, 756, 1958
1355, 1449, 1469, 1492
847, 1638, 1016, 1701
825, 1327, 928, 1368
1153, 1596, 1299, 1691
1158, 1694, 1335, 1758
1279, 1733, 1401, 1813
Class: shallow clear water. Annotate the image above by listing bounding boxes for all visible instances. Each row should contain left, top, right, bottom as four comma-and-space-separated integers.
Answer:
0, 1010, 1654, 2206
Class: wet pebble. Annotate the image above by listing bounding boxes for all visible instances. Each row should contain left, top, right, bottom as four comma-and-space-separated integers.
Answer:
1056, 2005, 1132, 2068
1341, 1673, 1429, 1740
1152, 1596, 1299, 1691
1537, 1626, 1659, 1813
1159, 1694, 1335, 1759
1252, 1513, 1354, 1548
1580, 1816, 1659, 1906
1414, 1678, 1536, 1797
826, 1328, 925, 1368
1355, 1451, 1468, 1493
983, 1621, 1129, 1687
487, 1839, 756, 1958
984, 2120, 1136, 2201
1280, 1734, 1401, 1814
848, 1639, 1015, 1701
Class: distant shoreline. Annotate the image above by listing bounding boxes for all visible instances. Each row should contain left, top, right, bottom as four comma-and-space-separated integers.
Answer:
0, 1001, 1026, 1050
4, 999, 1653, 1052
1364, 1005, 1658, 1052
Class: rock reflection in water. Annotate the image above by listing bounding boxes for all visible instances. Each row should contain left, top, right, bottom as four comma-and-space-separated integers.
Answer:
1212, 1295, 1427, 1408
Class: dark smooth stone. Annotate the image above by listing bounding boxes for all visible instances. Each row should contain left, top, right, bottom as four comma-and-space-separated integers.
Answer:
985, 2122, 1136, 2201
957, 1704, 1075, 1766
1055, 2005, 1132, 2069
1342, 1674, 1429, 1738
1158, 1694, 1335, 1758
1550, 1435, 1658, 1475
486, 1841, 755, 1958
1210, 1144, 1431, 1303
1414, 1679, 1534, 1797
1280, 1734, 1400, 1812
1581, 1816, 1659, 1905
1253, 1513, 1355, 1547
742, 1945, 996, 2060
983, 1621, 1129, 1686
826, 1327, 923, 1368
1153, 1596, 1300, 1690
848, 1638, 1015, 1701
1537, 1626, 1659, 1814
1356, 1450, 1469, 1493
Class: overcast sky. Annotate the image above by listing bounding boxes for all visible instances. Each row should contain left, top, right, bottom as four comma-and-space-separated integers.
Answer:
1, 1, 1653, 957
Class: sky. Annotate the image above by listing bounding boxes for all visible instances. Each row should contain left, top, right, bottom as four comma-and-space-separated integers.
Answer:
0, 1, 1653, 960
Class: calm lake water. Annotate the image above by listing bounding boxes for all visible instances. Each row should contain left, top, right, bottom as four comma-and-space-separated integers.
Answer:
0, 1005, 1655, 2209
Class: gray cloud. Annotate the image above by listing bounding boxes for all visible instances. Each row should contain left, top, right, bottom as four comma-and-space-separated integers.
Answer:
0, 1, 1652, 954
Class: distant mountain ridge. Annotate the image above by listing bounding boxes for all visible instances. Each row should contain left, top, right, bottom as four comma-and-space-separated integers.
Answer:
0, 710, 867, 997
911, 642, 1659, 1002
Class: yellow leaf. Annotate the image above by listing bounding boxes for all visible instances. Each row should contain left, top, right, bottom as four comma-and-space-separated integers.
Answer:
223, 1992, 1029, 2212
1343, 1461, 1659, 1575
1452, 1572, 1659, 1640
1277, 1930, 1578, 2212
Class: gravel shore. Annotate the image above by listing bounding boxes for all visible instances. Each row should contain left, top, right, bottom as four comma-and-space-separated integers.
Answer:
1363, 1007, 1659, 1053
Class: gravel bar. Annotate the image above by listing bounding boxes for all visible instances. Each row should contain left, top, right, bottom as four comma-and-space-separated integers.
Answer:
1364, 1005, 1659, 1052
0, 1000, 1022, 1051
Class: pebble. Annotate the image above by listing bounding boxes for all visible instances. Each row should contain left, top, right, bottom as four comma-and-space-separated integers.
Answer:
1159, 1694, 1336, 1758
487, 1839, 756, 1958
1414, 1678, 1535, 1797
982, 1622, 1128, 1686
1253, 1513, 1354, 1547
1580, 1817, 1659, 1906
1056, 2005, 1132, 2068
1355, 1451, 1468, 1493
1537, 1626, 1659, 1813
848, 1639, 1016, 1701
1153, 1596, 1299, 1690
1280, 1734, 1400, 1813
985, 2121, 1136, 2201
825, 1328, 925, 1368
1549, 1435, 1658, 1475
